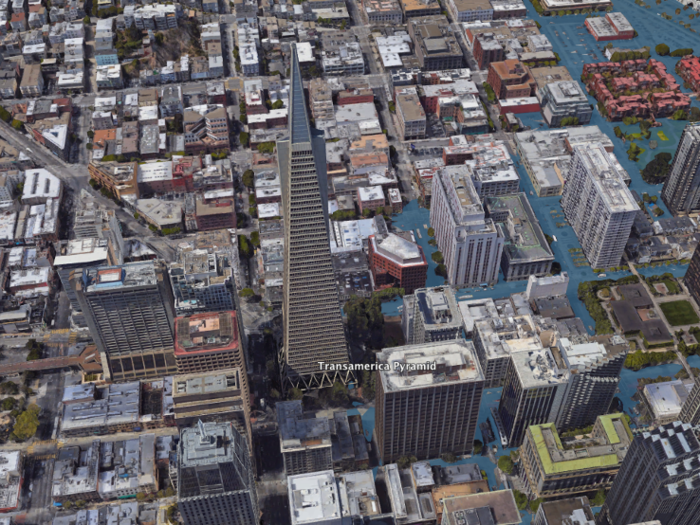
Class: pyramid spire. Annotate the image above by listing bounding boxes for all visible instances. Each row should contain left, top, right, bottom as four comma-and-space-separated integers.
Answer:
289, 43, 312, 145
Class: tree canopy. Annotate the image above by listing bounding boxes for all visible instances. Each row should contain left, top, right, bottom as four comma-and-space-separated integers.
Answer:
12, 404, 40, 441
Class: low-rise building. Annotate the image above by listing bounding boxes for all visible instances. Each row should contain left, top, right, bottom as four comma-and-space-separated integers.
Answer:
448, 0, 493, 22
368, 232, 428, 294
487, 60, 536, 99
52, 441, 100, 504
401, 285, 462, 344
484, 193, 554, 281
278, 400, 332, 476
19, 63, 43, 96
396, 92, 426, 140
519, 414, 632, 499
533, 497, 595, 525
539, 81, 593, 127
362, 0, 403, 23
585, 12, 634, 41
408, 16, 463, 71
0, 451, 23, 512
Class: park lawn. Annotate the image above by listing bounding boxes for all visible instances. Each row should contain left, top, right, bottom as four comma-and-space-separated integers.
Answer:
657, 130, 669, 141
630, 133, 642, 140
660, 300, 700, 326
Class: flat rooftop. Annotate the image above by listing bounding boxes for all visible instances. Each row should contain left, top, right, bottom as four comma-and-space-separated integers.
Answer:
414, 286, 462, 329
377, 340, 484, 392
83, 261, 158, 293
277, 400, 332, 452
442, 490, 521, 525
571, 144, 636, 213
180, 421, 235, 468
512, 348, 569, 388
529, 414, 631, 475
644, 380, 693, 419
288, 470, 341, 525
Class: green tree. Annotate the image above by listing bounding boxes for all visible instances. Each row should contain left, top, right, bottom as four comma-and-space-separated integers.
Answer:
11, 404, 40, 441
10, 120, 22, 130
0, 382, 18, 395
239, 132, 249, 147
498, 455, 514, 474
239, 235, 252, 258
1, 397, 16, 411
656, 43, 670, 55
257, 142, 275, 154
431, 251, 444, 264
250, 230, 260, 247
513, 490, 528, 510
239, 288, 255, 298
435, 264, 447, 278
473, 440, 482, 454
397, 455, 417, 469
441, 452, 458, 463
154, 32, 164, 45
271, 100, 284, 110
427, 227, 435, 237
288, 387, 303, 400
591, 489, 606, 506
242, 169, 255, 188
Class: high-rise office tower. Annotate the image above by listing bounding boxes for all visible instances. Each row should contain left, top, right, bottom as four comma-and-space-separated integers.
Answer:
375, 340, 485, 463
74, 261, 177, 381
277, 44, 351, 390
497, 348, 569, 447
684, 246, 700, 310
178, 421, 259, 525
430, 166, 504, 287
662, 122, 700, 216
555, 336, 628, 431
561, 144, 637, 269
680, 374, 700, 425
597, 421, 700, 525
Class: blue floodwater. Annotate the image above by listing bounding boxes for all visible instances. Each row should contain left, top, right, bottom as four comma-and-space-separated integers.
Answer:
366, 0, 700, 513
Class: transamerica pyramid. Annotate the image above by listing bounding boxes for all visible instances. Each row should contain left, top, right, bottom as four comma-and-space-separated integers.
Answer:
277, 44, 354, 390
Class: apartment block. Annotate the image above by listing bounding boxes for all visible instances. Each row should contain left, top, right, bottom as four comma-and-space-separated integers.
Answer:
661, 122, 700, 216
19, 63, 43, 96
561, 144, 637, 269
430, 166, 504, 287
448, 0, 493, 22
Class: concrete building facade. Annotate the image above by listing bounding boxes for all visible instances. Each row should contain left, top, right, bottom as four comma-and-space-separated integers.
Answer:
661, 122, 700, 216
561, 144, 637, 269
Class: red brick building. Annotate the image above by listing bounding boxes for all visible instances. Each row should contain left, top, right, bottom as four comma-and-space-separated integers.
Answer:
677, 55, 700, 93
368, 233, 427, 294
487, 60, 536, 99
337, 88, 375, 106
473, 33, 505, 70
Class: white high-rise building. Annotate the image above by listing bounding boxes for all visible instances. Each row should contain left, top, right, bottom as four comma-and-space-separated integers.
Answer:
662, 122, 700, 216
560, 144, 637, 270
430, 166, 504, 287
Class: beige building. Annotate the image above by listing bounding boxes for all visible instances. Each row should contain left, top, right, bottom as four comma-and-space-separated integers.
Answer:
20, 63, 43, 97
396, 93, 426, 140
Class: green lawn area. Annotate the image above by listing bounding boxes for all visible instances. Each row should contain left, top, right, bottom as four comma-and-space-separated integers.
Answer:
657, 130, 669, 141
630, 133, 642, 140
659, 300, 700, 326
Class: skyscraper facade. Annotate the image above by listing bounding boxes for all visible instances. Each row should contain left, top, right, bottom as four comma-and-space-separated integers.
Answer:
277, 44, 352, 390
375, 340, 485, 463
74, 260, 177, 381
498, 349, 569, 447
555, 336, 628, 431
597, 421, 700, 525
680, 374, 700, 425
683, 245, 700, 310
560, 144, 637, 269
662, 122, 700, 216
430, 166, 504, 287
178, 421, 259, 525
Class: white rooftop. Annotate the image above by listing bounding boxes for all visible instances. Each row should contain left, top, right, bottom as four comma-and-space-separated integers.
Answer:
288, 470, 341, 525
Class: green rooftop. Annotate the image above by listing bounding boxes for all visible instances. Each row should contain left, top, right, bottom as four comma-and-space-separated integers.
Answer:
529, 416, 628, 475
